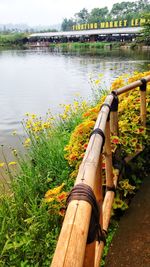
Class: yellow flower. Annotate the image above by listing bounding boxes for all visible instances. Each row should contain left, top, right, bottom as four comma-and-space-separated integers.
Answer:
60, 114, 67, 120
8, 161, 17, 166
45, 197, 54, 203
24, 138, 31, 147
73, 101, 79, 108
0, 162, 5, 167
12, 149, 17, 156
12, 130, 17, 136
64, 104, 71, 112
45, 183, 65, 198
95, 79, 100, 85
31, 114, 37, 119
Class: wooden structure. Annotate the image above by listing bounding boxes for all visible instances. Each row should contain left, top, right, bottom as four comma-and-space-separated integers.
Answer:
29, 27, 142, 43
51, 76, 150, 267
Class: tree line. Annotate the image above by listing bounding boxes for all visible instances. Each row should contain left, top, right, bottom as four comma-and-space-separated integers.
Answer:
61, 0, 150, 31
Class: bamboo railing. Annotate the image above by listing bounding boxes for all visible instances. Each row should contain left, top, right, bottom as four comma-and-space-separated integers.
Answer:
51, 76, 150, 267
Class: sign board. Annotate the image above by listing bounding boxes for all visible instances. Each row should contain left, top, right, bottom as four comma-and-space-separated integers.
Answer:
72, 18, 146, 31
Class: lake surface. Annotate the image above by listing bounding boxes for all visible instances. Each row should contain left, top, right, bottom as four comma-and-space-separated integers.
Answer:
0, 48, 150, 160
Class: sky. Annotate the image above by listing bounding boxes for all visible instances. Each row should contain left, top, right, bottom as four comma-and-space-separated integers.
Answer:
0, 0, 136, 26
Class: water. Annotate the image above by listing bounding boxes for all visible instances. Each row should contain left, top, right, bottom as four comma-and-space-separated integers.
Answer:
0, 48, 150, 158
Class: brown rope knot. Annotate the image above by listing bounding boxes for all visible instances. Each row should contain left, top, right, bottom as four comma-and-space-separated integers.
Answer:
66, 183, 104, 244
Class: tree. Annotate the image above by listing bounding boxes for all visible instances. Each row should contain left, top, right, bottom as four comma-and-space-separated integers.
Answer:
137, 0, 150, 12
110, 1, 137, 19
61, 18, 74, 31
140, 13, 150, 44
88, 7, 109, 23
75, 8, 89, 23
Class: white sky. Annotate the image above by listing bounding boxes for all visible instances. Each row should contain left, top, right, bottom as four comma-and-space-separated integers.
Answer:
0, 0, 136, 26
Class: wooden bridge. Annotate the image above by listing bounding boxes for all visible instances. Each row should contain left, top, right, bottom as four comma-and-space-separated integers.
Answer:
51, 76, 150, 267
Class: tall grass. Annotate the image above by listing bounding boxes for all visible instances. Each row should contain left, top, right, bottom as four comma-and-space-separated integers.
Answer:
0, 104, 86, 266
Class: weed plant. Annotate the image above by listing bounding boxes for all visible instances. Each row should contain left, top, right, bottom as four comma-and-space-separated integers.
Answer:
0, 103, 87, 266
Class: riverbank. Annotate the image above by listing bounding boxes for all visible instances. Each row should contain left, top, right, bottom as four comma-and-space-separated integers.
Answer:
49, 41, 119, 51
49, 41, 150, 52
0, 33, 27, 47
120, 43, 150, 51
0, 71, 150, 266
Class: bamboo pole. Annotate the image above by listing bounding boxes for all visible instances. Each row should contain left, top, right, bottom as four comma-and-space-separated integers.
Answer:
93, 156, 104, 267
140, 90, 146, 127
51, 200, 85, 267
51, 95, 114, 267
63, 201, 91, 267
114, 75, 150, 96
83, 243, 95, 267
83, 156, 103, 267
95, 242, 104, 267
94, 120, 115, 267
94, 155, 103, 225
94, 170, 120, 267
110, 111, 118, 136
110, 92, 119, 136
104, 121, 114, 188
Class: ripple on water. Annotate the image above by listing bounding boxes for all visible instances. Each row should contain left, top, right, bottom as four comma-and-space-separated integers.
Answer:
0, 48, 149, 154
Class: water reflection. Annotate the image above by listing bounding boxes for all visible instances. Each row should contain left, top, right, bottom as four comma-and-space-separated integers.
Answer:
0, 48, 149, 159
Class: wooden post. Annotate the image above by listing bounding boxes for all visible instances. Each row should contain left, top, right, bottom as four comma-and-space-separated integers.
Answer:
93, 155, 104, 267
94, 155, 103, 226
110, 112, 118, 136
104, 121, 114, 188
94, 173, 120, 267
83, 242, 95, 267
110, 93, 119, 136
94, 121, 115, 267
83, 156, 103, 267
51, 200, 91, 267
140, 89, 146, 127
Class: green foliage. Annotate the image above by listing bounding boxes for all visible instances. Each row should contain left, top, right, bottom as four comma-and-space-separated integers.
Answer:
137, 0, 150, 12
49, 41, 118, 53
89, 7, 109, 23
61, 18, 75, 31
75, 8, 89, 24
61, 1, 150, 31
140, 13, 150, 44
111, 2, 134, 19
0, 33, 27, 46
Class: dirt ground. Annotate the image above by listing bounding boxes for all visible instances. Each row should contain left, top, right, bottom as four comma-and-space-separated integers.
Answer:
105, 174, 150, 267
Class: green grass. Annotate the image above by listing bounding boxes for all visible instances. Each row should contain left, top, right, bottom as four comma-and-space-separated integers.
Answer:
49, 41, 119, 52
0, 106, 85, 266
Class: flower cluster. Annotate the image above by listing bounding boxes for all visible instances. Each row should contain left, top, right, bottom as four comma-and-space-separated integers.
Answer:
64, 120, 95, 167
25, 112, 54, 133
64, 70, 150, 209
59, 100, 88, 121
44, 183, 67, 216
